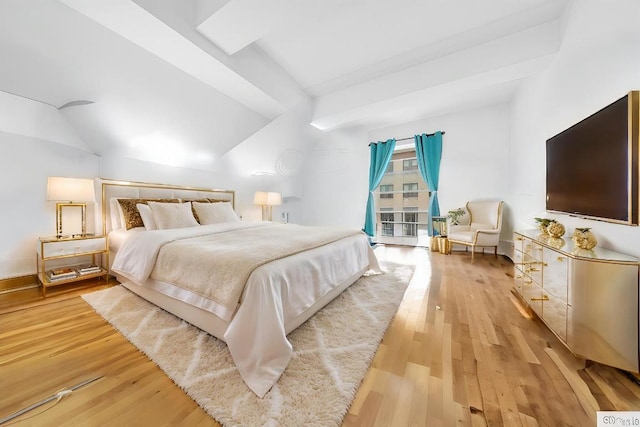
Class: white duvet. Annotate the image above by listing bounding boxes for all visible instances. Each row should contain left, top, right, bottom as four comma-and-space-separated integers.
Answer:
111, 222, 379, 397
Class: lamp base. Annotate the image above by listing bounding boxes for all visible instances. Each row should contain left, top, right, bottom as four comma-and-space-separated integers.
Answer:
261, 205, 273, 221
56, 202, 87, 237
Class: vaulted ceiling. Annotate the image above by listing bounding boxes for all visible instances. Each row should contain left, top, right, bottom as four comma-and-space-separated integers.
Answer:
0, 0, 568, 171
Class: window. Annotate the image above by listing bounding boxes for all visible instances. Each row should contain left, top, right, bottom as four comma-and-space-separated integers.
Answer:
380, 210, 394, 236
403, 183, 418, 198
374, 148, 430, 246
403, 158, 418, 171
403, 209, 418, 237
380, 184, 393, 199
404, 212, 418, 223
380, 212, 394, 222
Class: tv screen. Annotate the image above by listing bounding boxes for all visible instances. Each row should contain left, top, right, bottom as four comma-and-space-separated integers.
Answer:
546, 92, 638, 225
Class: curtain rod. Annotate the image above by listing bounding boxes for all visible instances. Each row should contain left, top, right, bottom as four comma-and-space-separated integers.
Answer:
396, 131, 445, 142
369, 131, 445, 145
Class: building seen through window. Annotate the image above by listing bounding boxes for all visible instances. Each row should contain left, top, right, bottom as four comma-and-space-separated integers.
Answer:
374, 147, 430, 246
403, 158, 418, 171
379, 184, 394, 199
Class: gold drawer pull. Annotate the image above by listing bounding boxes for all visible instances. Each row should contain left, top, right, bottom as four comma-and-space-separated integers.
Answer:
529, 267, 540, 272
557, 257, 565, 262
515, 237, 523, 241
530, 296, 549, 301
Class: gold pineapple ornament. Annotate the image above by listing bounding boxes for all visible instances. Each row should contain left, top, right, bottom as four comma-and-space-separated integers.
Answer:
547, 220, 565, 238
572, 227, 597, 250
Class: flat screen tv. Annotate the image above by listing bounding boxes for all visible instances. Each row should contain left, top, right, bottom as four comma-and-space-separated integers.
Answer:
546, 91, 639, 225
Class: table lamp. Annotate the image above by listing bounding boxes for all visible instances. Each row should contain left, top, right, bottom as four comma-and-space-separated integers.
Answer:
254, 191, 281, 221
47, 177, 96, 238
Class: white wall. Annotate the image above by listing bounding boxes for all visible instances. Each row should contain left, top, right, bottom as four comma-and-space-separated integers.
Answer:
295, 103, 512, 249
0, 131, 100, 279
509, 0, 640, 257
289, 126, 371, 228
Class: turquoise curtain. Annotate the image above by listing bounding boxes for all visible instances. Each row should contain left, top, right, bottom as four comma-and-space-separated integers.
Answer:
414, 132, 443, 236
363, 138, 396, 237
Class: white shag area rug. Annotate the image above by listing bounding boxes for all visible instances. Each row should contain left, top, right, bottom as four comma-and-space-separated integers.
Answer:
82, 262, 413, 427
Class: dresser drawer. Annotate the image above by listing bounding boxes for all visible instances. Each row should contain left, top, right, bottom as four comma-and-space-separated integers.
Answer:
523, 239, 544, 262
41, 237, 107, 258
523, 278, 543, 317
543, 294, 567, 342
513, 248, 524, 273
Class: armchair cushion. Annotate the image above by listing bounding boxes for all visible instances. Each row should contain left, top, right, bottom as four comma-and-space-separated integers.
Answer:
448, 231, 475, 243
448, 224, 470, 233
470, 222, 495, 232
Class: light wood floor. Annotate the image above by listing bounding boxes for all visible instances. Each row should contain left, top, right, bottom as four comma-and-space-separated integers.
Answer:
1, 246, 639, 426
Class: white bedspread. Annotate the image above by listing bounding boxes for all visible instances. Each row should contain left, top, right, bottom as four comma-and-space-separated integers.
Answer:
111, 222, 379, 397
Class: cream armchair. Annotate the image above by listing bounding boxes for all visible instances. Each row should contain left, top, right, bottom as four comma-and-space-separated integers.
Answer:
447, 201, 504, 262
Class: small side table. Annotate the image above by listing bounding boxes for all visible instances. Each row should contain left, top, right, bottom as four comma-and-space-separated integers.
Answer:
37, 234, 109, 297
438, 237, 451, 254
430, 236, 451, 254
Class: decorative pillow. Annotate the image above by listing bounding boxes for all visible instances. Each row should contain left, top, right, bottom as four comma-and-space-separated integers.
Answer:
117, 198, 178, 230
192, 201, 239, 225
148, 202, 199, 230
136, 203, 157, 230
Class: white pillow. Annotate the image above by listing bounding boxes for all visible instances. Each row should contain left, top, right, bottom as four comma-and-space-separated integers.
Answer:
109, 197, 125, 230
136, 203, 157, 230
192, 202, 240, 224
147, 202, 199, 230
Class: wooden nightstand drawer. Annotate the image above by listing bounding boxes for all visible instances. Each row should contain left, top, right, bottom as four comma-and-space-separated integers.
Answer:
40, 236, 107, 258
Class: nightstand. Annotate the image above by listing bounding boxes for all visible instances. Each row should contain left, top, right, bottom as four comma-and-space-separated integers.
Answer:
37, 234, 109, 296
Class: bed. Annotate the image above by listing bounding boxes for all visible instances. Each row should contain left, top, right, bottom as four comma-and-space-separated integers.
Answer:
99, 179, 380, 397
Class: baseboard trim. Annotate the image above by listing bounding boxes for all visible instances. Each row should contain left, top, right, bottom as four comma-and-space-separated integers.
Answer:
0, 274, 38, 292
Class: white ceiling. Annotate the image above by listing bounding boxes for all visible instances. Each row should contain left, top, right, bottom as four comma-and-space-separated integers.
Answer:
0, 0, 568, 169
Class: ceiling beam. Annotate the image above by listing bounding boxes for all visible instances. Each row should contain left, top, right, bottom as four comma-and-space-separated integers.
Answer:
196, 0, 289, 55
59, 0, 285, 119
310, 20, 562, 131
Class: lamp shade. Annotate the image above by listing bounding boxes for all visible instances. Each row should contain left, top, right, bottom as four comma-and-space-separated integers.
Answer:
47, 177, 96, 202
266, 192, 282, 206
253, 191, 268, 205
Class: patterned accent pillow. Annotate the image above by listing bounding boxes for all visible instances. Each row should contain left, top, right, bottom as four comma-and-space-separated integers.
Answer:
117, 198, 179, 230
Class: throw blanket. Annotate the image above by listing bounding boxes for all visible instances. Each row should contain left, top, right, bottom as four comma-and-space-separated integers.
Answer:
113, 222, 364, 311
112, 222, 267, 285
